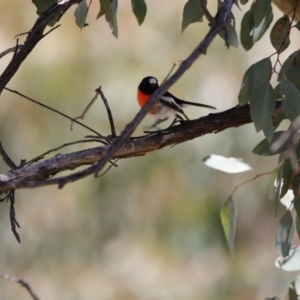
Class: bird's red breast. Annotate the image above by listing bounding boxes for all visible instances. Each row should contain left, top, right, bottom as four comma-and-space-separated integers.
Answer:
137, 89, 150, 108
137, 89, 157, 115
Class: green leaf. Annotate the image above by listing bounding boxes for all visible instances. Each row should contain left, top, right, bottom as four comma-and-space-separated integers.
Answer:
131, 0, 147, 26
296, 217, 300, 241
32, 0, 56, 14
275, 210, 294, 257
218, 11, 239, 48
252, 131, 286, 156
239, 57, 272, 105
98, 0, 112, 20
270, 16, 291, 53
289, 280, 299, 300
238, 58, 274, 140
234, 0, 240, 9
275, 245, 300, 271
294, 197, 300, 240
253, 0, 271, 28
109, 0, 118, 38
181, 0, 205, 33
98, 0, 118, 38
293, 175, 300, 197
240, 4, 273, 51
220, 197, 236, 258
278, 50, 300, 91
295, 21, 300, 30
281, 159, 293, 199
31, 0, 59, 26
280, 80, 300, 122
250, 83, 275, 142
272, 109, 287, 130
275, 164, 284, 216
252, 5, 273, 42
240, 7, 254, 51
97, 0, 105, 19
75, 0, 88, 29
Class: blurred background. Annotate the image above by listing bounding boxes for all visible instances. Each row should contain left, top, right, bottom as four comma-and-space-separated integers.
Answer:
0, 1, 299, 299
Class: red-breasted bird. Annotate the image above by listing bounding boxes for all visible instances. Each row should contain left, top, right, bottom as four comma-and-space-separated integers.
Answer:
137, 76, 216, 128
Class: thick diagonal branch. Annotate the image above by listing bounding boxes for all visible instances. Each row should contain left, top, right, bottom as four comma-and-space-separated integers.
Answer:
0, 103, 282, 190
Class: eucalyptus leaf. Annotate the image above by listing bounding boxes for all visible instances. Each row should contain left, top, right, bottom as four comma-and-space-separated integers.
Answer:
253, 0, 271, 28
98, 0, 118, 38
131, 0, 147, 26
270, 16, 291, 53
239, 57, 272, 105
280, 80, 300, 122
252, 131, 286, 156
275, 210, 294, 257
31, 0, 60, 26
250, 83, 275, 142
275, 245, 300, 271
203, 155, 251, 173
274, 164, 283, 215
181, 0, 205, 32
278, 50, 300, 91
75, 0, 88, 29
240, 7, 254, 51
220, 197, 236, 258
218, 11, 239, 48
281, 159, 293, 199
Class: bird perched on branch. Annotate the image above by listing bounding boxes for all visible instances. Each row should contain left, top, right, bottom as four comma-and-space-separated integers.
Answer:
137, 76, 216, 128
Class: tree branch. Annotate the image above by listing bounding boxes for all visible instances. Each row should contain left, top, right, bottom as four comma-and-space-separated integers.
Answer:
0, 0, 234, 191
0, 102, 282, 191
0, 0, 81, 93
0, 271, 40, 300
18, 0, 234, 189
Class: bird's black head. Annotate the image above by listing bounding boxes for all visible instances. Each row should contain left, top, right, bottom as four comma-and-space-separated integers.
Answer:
138, 76, 159, 95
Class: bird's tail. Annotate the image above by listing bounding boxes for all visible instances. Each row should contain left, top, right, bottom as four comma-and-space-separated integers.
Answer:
178, 99, 216, 110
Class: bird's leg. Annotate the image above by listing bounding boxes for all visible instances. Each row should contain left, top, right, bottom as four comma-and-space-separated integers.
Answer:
145, 118, 168, 130
167, 114, 186, 128
168, 118, 179, 128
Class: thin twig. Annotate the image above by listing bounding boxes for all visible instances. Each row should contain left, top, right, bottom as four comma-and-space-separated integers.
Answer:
71, 92, 99, 130
96, 159, 119, 178
42, 24, 61, 39
162, 64, 176, 83
4, 87, 103, 137
198, 0, 215, 24
0, 272, 40, 300
0, 143, 21, 241
95, 87, 116, 137
13, 39, 19, 59
0, 45, 23, 60
0, 142, 17, 169
9, 191, 21, 243
230, 171, 275, 197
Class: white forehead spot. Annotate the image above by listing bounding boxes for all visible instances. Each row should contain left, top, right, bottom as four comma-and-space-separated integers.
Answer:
149, 77, 157, 85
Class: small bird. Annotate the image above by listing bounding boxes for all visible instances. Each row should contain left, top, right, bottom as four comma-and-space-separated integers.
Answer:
137, 76, 216, 128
